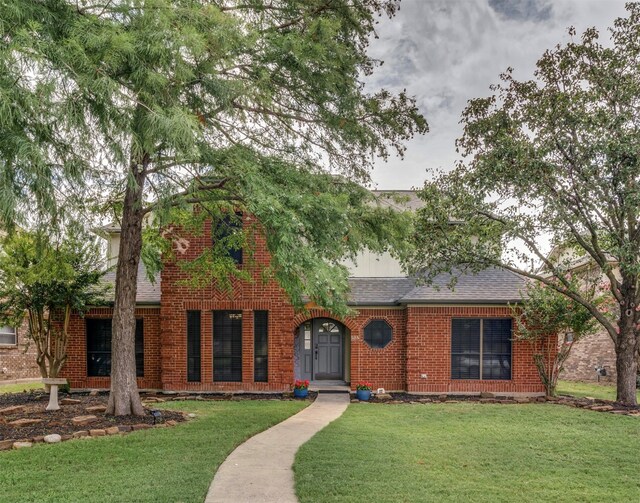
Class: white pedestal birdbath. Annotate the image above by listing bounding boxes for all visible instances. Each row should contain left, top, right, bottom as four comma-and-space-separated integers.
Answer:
42, 378, 68, 412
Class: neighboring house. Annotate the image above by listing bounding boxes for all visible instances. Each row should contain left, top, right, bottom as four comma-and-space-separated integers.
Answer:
545, 245, 616, 382
0, 321, 40, 382
60, 192, 549, 395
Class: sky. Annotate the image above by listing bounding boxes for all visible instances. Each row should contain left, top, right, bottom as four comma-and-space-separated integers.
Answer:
366, 0, 629, 189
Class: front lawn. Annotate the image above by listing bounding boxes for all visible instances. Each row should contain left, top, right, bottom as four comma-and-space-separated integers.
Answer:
557, 380, 639, 402
295, 402, 640, 502
0, 381, 43, 394
0, 399, 306, 503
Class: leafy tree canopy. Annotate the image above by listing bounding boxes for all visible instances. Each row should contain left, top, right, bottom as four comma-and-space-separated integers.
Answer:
0, 224, 107, 378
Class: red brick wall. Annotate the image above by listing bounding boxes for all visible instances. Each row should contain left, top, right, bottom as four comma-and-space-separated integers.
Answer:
159, 216, 297, 392
405, 306, 548, 395
0, 319, 40, 381
60, 307, 162, 389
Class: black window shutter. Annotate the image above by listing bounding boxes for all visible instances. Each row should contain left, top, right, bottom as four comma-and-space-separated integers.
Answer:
187, 311, 202, 382
254, 311, 268, 382
213, 311, 243, 382
135, 319, 144, 377
451, 318, 481, 379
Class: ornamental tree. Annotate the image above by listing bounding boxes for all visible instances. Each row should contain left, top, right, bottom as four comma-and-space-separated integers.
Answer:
0, 227, 106, 383
1, 1, 426, 414
408, 4, 640, 405
511, 281, 599, 397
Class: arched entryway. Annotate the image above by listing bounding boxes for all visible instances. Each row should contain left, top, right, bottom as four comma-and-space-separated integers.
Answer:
294, 318, 349, 383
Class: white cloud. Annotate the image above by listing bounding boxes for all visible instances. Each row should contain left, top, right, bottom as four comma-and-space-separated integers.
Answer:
366, 0, 629, 189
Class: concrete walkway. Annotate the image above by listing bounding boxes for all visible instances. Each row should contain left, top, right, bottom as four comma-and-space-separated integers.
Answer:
205, 392, 350, 503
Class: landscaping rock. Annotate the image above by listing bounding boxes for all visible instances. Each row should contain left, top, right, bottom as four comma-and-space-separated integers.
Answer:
44, 434, 62, 444
71, 415, 98, 426
591, 405, 614, 412
0, 405, 24, 416
514, 397, 531, 404
89, 389, 100, 396
0, 439, 15, 450
85, 405, 107, 414
438, 395, 448, 401
187, 413, 196, 418
117, 425, 132, 432
105, 426, 120, 435
132, 424, 152, 431
72, 430, 89, 438
32, 436, 45, 443
89, 429, 106, 437
9, 418, 43, 427
60, 398, 81, 405
165, 420, 177, 427
13, 441, 33, 449
480, 392, 495, 399
375, 393, 393, 401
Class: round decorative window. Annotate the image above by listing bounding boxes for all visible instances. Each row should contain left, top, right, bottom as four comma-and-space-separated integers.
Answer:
363, 319, 392, 349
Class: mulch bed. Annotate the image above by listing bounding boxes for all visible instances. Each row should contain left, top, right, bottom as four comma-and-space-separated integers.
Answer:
0, 391, 184, 443
0, 389, 315, 447
359, 391, 640, 416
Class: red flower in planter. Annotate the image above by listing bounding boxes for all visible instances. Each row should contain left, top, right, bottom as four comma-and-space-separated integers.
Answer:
355, 381, 372, 391
294, 380, 310, 390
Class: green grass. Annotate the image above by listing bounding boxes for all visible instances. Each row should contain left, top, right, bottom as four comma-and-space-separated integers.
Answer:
0, 400, 306, 503
557, 379, 639, 401
0, 381, 43, 394
295, 403, 640, 503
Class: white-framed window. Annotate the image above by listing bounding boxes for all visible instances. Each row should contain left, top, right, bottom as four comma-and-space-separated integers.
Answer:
0, 326, 17, 345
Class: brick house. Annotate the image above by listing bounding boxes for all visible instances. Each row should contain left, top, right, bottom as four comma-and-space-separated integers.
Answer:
60, 193, 549, 395
0, 321, 40, 382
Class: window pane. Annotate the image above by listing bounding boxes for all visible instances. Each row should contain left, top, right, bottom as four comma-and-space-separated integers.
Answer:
212, 213, 243, 264
213, 311, 242, 382
254, 311, 268, 382
0, 326, 16, 345
86, 319, 144, 377
482, 319, 512, 380
451, 319, 481, 379
363, 320, 392, 349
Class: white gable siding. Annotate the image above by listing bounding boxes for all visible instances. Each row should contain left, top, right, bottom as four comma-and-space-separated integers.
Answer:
343, 250, 404, 278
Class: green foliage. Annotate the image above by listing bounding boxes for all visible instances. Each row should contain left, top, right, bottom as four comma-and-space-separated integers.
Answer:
0, 226, 107, 377
512, 281, 599, 345
0, 0, 426, 316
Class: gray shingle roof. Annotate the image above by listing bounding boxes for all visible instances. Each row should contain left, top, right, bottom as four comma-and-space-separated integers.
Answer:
398, 268, 525, 305
104, 265, 523, 306
102, 264, 161, 305
347, 277, 415, 306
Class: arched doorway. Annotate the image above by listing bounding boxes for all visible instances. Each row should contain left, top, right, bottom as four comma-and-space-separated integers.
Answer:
295, 318, 345, 382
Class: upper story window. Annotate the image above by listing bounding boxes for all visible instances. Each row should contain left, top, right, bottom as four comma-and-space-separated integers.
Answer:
363, 319, 393, 349
0, 326, 16, 345
451, 318, 512, 380
212, 212, 243, 265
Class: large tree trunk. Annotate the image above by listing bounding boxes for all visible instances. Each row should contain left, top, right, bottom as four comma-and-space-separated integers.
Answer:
615, 315, 638, 407
106, 161, 147, 416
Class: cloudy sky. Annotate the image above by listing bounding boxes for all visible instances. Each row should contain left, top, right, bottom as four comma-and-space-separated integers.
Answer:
366, 0, 629, 189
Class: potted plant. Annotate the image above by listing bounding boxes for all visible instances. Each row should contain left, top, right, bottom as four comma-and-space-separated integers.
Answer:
293, 380, 310, 398
355, 381, 373, 401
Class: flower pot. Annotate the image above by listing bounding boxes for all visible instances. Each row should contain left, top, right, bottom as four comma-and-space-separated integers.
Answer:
356, 389, 371, 401
294, 388, 309, 399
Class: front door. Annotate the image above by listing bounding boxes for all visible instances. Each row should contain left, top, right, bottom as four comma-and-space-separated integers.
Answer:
313, 319, 343, 380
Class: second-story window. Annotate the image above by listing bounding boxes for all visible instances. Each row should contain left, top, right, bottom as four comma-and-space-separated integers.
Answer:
212, 212, 243, 265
